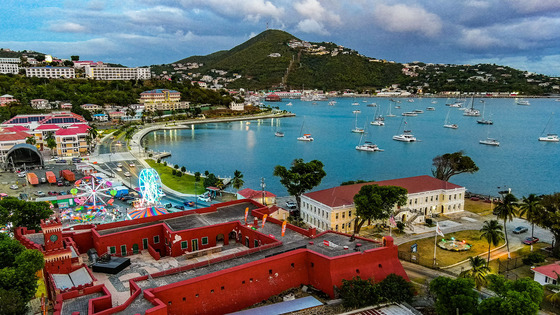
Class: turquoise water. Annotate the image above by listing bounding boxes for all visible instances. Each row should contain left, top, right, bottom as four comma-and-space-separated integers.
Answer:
142, 97, 560, 197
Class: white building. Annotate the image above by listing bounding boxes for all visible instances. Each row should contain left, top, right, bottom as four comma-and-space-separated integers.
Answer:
0, 63, 19, 74
300, 175, 466, 234
84, 65, 151, 80
533, 262, 560, 286
26, 67, 75, 79
229, 102, 244, 111
30, 99, 51, 109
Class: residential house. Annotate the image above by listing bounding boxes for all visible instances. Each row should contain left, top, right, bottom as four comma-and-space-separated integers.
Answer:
81, 104, 102, 112
237, 188, 277, 206
92, 113, 109, 122
0, 94, 17, 106
533, 262, 560, 286
30, 99, 51, 109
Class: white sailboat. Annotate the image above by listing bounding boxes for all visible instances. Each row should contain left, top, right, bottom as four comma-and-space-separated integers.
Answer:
463, 96, 481, 116
516, 99, 530, 106
297, 120, 313, 141
371, 104, 385, 126
275, 119, 284, 137
352, 112, 365, 133
386, 102, 396, 117
480, 125, 499, 146
443, 109, 458, 129
477, 100, 493, 125
356, 132, 384, 152
539, 113, 559, 142
393, 119, 417, 142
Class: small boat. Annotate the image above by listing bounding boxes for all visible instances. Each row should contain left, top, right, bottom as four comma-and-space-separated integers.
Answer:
443, 124, 458, 129
402, 112, 417, 117
477, 119, 493, 125
516, 100, 530, 106
351, 102, 360, 106
395, 106, 401, 109
328, 100, 336, 106
431, 100, 438, 104
367, 103, 377, 107
362, 100, 368, 103
448, 103, 462, 108
352, 111, 365, 133
275, 131, 285, 137
286, 102, 293, 106
356, 141, 384, 152
370, 119, 385, 126
463, 96, 481, 116
413, 109, 424, 114
408, 99, 415, 103
352, 110, 361, 114
426, 107, 435, 111
393, 132, 417, 142
480, 138, 500, 146
539, 134, 560, 142
297, 134, 314, 141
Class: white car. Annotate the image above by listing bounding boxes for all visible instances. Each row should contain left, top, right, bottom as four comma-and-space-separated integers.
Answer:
117, 163, 123, 167
10, 184, 18, 190
17, 172, 26, 178
116, 167, 123, 172
123, 172, 131, 177
129, 163, 135, 167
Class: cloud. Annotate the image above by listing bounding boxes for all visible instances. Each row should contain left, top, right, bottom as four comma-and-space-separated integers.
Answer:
296, 19, 329, 35
467, 55, 560, 76
294, 0, 341, 24
459, 29, 505, 49
181, 0, 285, 22
50, 22, 87, 33
508, 0, 560, 14
373, 4, 443, 37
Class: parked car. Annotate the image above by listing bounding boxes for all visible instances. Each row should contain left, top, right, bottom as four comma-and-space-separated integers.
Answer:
513, 226, 528, 234
34, 191, 46, 197
116, 167, 123, 172
64, 180, 71, 186
10, 184, 18, 190
123, 172, 131, 177
19, 193, 28, 200
129, 162, 135, 167
40, 177, 46, 184
174, 205, 185, 210
285, 200, 297, 210
117, 163, 123, 167
165, 203, 173, 208
183, 201, 195, 207
57, 181, 64, 187
523, 236, 539, 245
120, 196, 135, 201
56, 159, 67, 164
17, 172, 26, 178
48, 191, 57, 196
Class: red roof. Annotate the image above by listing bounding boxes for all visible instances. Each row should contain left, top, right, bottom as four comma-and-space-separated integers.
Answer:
303, 175, 464, 208
238, 188, 276, 199
0, 131, 31, 142
4, 126, 30, 132
533, 262, 560, 278
55, 124, 90, 136
35, 125, 60, 131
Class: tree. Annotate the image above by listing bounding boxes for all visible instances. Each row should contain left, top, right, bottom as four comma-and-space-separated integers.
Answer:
431, 151, 479, 181
181, 166, 186, 173
484, 274, 543, 314
71, 55, 80, 61
377, 273, 414, 304
194, 172, 201, 195
0, 197, 53, 231
338, 276, 379, 308
45, 131, 57, 154
352, 184, 407, 239
25, 136, 36, 146
273, 159, 326, 212
494, 193, 518, 258
480, 219, 504, 264
518, 194, 542, 246
459, 256, 491, 290
533, 193, 560, 257
429, 277, 479, 315
232, 170, 244, 191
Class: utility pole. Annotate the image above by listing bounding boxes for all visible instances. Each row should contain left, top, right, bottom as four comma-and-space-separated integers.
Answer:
261, 177, 266, 206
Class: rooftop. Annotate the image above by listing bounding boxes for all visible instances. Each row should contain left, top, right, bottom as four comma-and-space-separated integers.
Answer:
533, 262, 560, 278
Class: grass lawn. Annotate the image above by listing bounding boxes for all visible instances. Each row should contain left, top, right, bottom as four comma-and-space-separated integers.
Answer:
464, 199, 494, 215
398, 230, 505, 267
145, 159, 206, 195
487, 242, 551, 276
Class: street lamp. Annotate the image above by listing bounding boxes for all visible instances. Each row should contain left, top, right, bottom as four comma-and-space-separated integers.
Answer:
261, 177, 266, 206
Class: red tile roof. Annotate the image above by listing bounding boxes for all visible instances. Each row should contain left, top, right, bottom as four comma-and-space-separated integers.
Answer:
303, 175, 464, 208
55, 124, 90, 136
4, 126, 30, 132
238, 188, 276, 199
533, 262, 560, 278
0, 131, 31, 142
35, 125, 60, 131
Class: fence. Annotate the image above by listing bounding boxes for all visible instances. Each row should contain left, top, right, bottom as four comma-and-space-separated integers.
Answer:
398, 250, 422, 264
497, 257, 524, 273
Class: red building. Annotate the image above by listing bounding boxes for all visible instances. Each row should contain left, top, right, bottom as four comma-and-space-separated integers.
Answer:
15, 199, 407, 314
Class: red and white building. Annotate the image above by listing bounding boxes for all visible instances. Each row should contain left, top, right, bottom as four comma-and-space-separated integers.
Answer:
533, 262, 560, 286
237, 188, 277, 205
0, 94, 17, 106
54, 124, 90, 157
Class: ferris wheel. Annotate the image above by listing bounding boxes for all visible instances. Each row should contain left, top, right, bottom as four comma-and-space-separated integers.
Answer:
72, 176, 116, 210
138, 168, 164, 206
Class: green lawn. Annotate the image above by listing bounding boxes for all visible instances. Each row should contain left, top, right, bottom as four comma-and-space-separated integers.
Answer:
464, 199, 494, 215
398, 230, 505, 268
145, 159, 206, 195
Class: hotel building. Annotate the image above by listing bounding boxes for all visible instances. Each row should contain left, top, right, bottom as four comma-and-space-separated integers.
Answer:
25, 67, 75, 79
84, 65, 151, 80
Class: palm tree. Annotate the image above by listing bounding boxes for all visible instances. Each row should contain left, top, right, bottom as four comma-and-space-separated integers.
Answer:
518, 194, 542, 248
480, 220, 504, 264
45, 132, 57, 155
25, 136, 36, 146
545, 271, 560, 308
232, 170, 244, 191
494, 193, 518, 258
459, 256, 491, 290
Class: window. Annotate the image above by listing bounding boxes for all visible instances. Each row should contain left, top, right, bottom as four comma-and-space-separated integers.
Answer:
342, 223, 345, 229
181, 241, 188, 249
348, 222, 352, 229
425, 197, 428, 202
109, 246, 116, 254
335, 224, 338, 231
349, 211, 352, 217
154, 235, 160, 244
254, 240, 259, 247
201, 237, 208, 245
342, 212, 345, 219
436, 195, 438, 201
414, 198, 417, 204
431, 196, 433, 201
336, 213, 339, 220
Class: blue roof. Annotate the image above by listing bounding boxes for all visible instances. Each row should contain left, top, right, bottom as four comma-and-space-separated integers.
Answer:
141, 89, 179, 94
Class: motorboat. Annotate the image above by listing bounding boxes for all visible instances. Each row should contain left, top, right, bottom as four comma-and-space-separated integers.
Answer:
286, 102, 293, 106
356, 141, 384, 152
297, 134, 314, 141
413, 109, 424, 114
351, 127, 365, 133
402, 112, 417, 117
426, 107, 435, 111
351, 102, 360, 106
408, 99, 415, 103
367, 103, 377, 107
352, 110, 361, 114
479, 138, 500, 146
516, 100, 530, 106
393, 132, 417, 142
275, 131, 285, 137
446, 102, 463, 107
539, 134, 560, 142
328, 100, 336, 106
370, 119, 385, 126
477, 119, 493, 125
443, 123, 458, 129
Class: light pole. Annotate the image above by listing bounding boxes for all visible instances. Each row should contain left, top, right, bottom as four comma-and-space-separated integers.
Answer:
261, 177, 266, 206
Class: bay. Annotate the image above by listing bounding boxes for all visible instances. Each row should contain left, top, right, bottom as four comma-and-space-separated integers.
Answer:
141, 97, 560, 198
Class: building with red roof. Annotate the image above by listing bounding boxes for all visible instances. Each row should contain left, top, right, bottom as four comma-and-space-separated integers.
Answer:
533, 261, 560, 286
139, 89, 189, 112
301, 175, 465, 234
237, 187, 277, 205
54, 124, 90, 157
0, 130, 31, 163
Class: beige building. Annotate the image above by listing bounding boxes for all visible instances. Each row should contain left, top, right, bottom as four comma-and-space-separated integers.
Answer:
300, 175, 465, 234
25, 67, 75, 79
84, 65, 151, 80
139, 89, 189, 112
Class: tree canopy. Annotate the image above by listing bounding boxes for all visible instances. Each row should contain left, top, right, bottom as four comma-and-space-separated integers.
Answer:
273, 158, 326, 211
352, 184, 407, 238
429, 277, 479, 315
338, 274, 413, 309
431, 151, 479, 182
532, 193, 560, 257
483, 274, 543, 315
0, 197, 53, 232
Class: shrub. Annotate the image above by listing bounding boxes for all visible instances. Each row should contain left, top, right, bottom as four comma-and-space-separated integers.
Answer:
172, 169, 176, 175
377, 274, 414, 304
397, 221, 405, 233
156, 158, 161, 163
177, 171, 183, 177
522, 252, 546, 265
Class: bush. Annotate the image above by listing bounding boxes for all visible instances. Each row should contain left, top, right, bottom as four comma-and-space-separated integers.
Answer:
377, 274, 414, 304
177, 171, 183, 177
163, 161, 167, 166
522, 252, 546, 265
156, 158, 161, 163
172, 169, 176, 175
397, 221, 405, 233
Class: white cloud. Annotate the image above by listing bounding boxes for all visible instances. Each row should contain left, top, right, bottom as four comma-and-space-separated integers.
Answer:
508, 0, 560, 14
459, 29, 505, 49
468, 55, 560, 76
373, 4, 442, 37
296, 19, 329, 35
294, 0, 341, 25
183, 0, 284, 21
51, 22, 87, 33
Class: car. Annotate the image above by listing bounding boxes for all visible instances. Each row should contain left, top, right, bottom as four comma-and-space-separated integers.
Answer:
120, 196, 135, 201
165, 203, 173, 209
513, 226, 528, 234
123, 172, 131, 177
10, 184, 18, 190
523, 236, 539, 245
17, 172, 26, 178
116, 167, 123, 172
285, 200, 297, 210
64, 181, 71, 186
174, 205, 185, 210
57, 181, 64, 187
56, 159, 67, 164
19, 193, 28, 200
117, 163, 123, 167
48, 191, 58, 196
183, 201, 195, 207
129, 163, 135, 167
34, 191, 46, 197
40, 177, 46, 183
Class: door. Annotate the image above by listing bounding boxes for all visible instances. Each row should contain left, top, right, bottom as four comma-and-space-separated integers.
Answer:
142, 238, 148, 250
133, 243, 139, 254
120, 245, 127, 256
191, 239, 198, 251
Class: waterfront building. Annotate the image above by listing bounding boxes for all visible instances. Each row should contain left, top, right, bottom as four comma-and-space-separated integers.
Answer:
229, 101, 244, 111
300, 176, 465, 234
25, 67, 75, 79
108, 111, 125, 121
139, 89, 189, 112
92, 113, 109, 122
1, 112, 88, 130
14, 199, 407, 314
30, 99, 51, 109
84, 65, 151, 80
0, 94, 17, 106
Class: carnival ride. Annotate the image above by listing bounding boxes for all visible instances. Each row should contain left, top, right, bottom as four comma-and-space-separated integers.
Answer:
63, 176, 117, 224
127, 168, 168, 219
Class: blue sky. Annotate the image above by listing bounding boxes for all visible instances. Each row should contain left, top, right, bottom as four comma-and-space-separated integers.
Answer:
3, 0, 560, 76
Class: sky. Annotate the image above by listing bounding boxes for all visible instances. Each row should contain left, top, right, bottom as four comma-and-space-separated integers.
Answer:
3, 0, 560, 76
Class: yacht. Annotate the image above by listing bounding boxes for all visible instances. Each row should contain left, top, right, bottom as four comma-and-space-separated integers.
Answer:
297, 134, 314, 141
352, 110, 361, 114
286, 102, 293, 106
351, 102, 360, 106
352, 127, 365, 133
426, 107, 435, 111
443, 123, 458, 129
463, 97, 481, 116
539, 134, 560, 142
477, 119, 493, 125
328, 100, 336, 106
413, 109, 424, 114
356, 141, 384, 152
367, 103, 377, 107
479, 138, 500, 146
275, 131, 285, 137
393, 132, 417, 142
408, 99, 415, 103
448, 103, 462, 108
402, 112, 417, 117
370, 119, 385, 126
517, 100, 530, 106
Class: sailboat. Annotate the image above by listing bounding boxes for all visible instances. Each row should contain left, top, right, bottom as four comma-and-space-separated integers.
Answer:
477, 100, 493, 125
386, 102, 396, 117
274, 119, 284, 137
297, 120, 313, 141
516, 99, 530, 106
371, 104, 385, 126
352, 112, 365, 133
480, 125, 499, 146
356, 131, 384, 152
443, 109, 458, 129
393, 119, 417, 142
328, 100, 336, 106
351, 98, 360, 106
539, 113, 559, 142
463, 96, 481, 116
